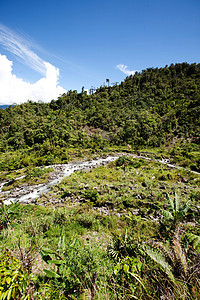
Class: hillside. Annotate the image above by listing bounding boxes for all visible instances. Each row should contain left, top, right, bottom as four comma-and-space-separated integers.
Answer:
0, 62, 200, 170
0, 63, 200, 299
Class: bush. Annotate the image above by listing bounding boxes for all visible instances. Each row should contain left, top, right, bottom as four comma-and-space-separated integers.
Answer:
0, 251, 33, 299
85, 189, 99, 203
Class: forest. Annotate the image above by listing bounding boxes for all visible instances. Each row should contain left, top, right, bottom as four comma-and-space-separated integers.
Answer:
0, 62, 200, 299
0, 62, 199, 170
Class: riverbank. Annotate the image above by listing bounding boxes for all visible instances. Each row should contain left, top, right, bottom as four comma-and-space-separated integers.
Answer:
1, 153, 200, 206
0, 155, 119, 204
1, 154, 199, 299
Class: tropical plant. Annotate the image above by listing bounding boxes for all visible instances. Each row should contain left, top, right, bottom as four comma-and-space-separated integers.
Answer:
0, 250, 34, 300
40, 228, 102, 298
185, 232, 200, 252
0, 199, 19, 230
108, 229, 138, 260
141, 230, 200, 299
159, 192, 190, 238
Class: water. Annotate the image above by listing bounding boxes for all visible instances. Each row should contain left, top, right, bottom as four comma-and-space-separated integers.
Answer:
1, 154, 199, 205
1, 156, 118, 205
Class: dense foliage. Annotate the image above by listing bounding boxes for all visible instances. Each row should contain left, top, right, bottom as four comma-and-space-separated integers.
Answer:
0, 62, 199, 170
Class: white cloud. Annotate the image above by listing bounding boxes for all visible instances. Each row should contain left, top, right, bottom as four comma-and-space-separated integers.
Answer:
0, 24, 46, 75
116, 64, 136, 76
0, 54, 66, 105
0, 24, 66, 105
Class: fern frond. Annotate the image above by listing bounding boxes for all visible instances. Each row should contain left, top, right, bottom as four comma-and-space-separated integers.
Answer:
108, 248, 119, 259
186, 233, 200, 252
161, 209, 173, 220
144, 245, 175, 282
174, 192, 180, 213
180, 201, 190, 215
57, 226, 66, 252
166, 193, 174, 213
78, 289, 91, 300
157, 241, 174, 262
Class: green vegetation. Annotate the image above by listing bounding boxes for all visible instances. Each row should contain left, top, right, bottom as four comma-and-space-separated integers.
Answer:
0, 157, 199, 299
1, 167, 54, 192
0, 62, 199, 170
0, 62, 200, 298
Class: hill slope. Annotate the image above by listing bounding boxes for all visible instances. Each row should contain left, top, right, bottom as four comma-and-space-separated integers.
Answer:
0, 62, 199, 169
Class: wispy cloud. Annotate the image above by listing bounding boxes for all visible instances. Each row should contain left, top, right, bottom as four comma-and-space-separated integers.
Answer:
116, 64, 136, 76
0, 24, 66, 104
0, 23, 46, 75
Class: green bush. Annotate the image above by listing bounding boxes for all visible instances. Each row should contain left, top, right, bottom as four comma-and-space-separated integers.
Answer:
85, 189, 99, 203
0, 251, 33, 300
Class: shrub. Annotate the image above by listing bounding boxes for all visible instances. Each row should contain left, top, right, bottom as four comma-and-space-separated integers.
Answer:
0, 251, 34, 299
85, 189, 99, 203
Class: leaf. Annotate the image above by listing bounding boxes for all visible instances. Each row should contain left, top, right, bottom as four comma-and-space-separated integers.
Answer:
6, 277, 11, 285
7, 288, 12, 300
48, 260, 64, 265
40, 249, 57, 255
2, 290, 8, 300
144, 245, 175, 282
160, 209, 173, 220
128, 271, 146, 289
123, 263, 129, 273
174, 192, 180, 213
186, 233, 200, 252
11, 287, 16, 299
180, 201, 190, 215
43, 269, 60, 278
78, 289, 91, 300
166, 193, 174, 213
58, 226, 66, 252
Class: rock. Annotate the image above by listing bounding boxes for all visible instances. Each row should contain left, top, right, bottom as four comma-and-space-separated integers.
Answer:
160, 185, 166, 190
182, 178, 188, 183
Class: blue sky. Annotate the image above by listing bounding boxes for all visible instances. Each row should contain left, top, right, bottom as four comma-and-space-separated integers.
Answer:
0, 0, 200, 104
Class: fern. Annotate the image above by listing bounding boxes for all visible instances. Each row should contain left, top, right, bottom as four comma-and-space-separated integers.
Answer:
166, 193, 174, 214
78, 289, 91, 300
160, 193, 190, 231
160, 209, 173, 220
186, 233, 200, 252
143, 245, 175, 282
174, 192, 180, 213
180, 201, 190, 215
57, 226, 66, 253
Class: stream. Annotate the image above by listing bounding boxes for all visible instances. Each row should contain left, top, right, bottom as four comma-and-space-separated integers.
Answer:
1, 156, 119, 205
1, 154, 199, 205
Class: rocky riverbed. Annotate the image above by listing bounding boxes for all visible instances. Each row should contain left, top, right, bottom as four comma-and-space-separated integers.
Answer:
1, 155, 119, 205
1, 153, 199, 206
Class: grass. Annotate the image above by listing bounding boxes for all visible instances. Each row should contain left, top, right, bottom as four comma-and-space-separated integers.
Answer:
1, 167, 55, 192
37, 156, 199, 214
0, 154, 200, 299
